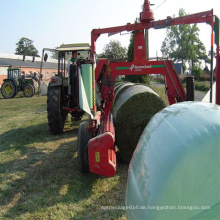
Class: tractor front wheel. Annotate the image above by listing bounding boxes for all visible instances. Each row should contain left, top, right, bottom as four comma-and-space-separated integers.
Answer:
47, 86, 66, 134
77, 121, 91, 173
1, 81, 16, 99
23, 85, 34, 97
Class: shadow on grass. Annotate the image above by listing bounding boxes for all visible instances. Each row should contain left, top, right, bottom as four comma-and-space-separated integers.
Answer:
0, 118, 81, 153
0, 122, 128, 219
0, 92, 38, 99
1, 142, 128, 219
70, 160, 129, 220
1, 139, 98, 218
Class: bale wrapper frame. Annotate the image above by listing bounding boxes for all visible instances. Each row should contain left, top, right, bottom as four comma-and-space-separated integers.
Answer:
85, 0, 220, 177
46, 0, 220, 177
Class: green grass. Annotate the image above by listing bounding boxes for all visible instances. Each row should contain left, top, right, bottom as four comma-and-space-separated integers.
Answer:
194, 81, 210, 92
0, 94, 128, 219
150, 87, 170, 106
151, 78, 211, 92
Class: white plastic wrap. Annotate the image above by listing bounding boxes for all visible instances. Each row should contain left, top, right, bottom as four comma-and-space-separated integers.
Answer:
126, 102, 220, 220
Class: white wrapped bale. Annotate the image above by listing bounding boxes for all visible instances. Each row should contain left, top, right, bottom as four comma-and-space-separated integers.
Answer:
126, 102, 220, 220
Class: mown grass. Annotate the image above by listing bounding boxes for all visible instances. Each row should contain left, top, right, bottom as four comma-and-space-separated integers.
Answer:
150, 86, 170, 106
0, 94, 128, 219
152, 77, 211, 92
194, 81, 210, 92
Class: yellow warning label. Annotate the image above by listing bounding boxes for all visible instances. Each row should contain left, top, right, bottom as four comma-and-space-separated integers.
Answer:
95, 152, 100, 162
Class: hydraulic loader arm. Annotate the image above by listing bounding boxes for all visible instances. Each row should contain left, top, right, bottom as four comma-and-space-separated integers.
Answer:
91, 0, 219, 104
95, 58, 186, 115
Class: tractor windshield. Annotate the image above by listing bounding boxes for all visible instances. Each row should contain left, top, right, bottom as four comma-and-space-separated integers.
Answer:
58, 50, 90, 77
8, 69, 20, 81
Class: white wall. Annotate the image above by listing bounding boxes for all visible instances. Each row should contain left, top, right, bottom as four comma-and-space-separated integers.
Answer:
0, 67, 8, 75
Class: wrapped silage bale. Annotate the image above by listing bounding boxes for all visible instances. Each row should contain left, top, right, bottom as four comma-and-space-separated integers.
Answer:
126, 102, 220, 220
113, 84, 166, 163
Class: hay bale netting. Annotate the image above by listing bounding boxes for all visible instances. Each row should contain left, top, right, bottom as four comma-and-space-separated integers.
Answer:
114, 82, 134, 104
113, 84, 166, 163
126, 102, 220, 220
114, 82, 133, 94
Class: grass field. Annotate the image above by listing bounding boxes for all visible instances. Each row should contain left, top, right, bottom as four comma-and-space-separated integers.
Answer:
0, 94, 128, 219
152, 77, 211, 92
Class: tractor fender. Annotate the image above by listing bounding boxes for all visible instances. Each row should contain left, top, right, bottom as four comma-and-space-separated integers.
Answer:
3, 79, 17, 90
49, 76, 62, 86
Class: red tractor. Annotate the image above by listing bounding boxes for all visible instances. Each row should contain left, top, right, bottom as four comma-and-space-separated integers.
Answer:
47, 0, 220, 177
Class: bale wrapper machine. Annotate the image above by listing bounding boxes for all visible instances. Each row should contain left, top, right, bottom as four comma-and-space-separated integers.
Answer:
46, 0, 220, 177
84, 0, 220, 177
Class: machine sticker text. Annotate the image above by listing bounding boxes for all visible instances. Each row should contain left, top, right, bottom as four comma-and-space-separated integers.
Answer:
95, 152, 100, 162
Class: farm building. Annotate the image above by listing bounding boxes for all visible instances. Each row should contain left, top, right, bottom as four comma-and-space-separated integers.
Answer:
0, 53, 58, 87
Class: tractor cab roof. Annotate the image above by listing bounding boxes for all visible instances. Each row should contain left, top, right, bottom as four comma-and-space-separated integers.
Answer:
8, 68, 20, 71
56, 43, 90, 52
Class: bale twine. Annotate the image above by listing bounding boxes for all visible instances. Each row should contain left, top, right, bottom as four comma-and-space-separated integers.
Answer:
113, 84, 166, 163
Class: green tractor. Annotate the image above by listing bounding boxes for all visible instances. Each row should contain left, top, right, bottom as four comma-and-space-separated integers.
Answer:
1, 68, 38, 99
42, 43, 93, 134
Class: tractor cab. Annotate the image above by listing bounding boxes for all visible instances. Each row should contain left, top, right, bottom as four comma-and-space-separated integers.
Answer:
7, 68, 21, 87
46, 43, 94, 134
56, 43, 91, 75
56, 43, 92, 108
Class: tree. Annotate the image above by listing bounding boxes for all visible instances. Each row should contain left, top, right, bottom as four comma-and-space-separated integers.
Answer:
187, 24, 209, 67
127, 33, 135, 61
51, 48, 58, 59
98, 40, 127, 59
204, 65, 210, 75
15, 37, 39, 57
191, 65, 203, 80
161, 9, 208, 72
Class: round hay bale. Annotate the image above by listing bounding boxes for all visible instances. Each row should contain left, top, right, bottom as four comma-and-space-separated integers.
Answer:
115, 81, 123, 87
126, 102, 220, 219
113, 84, 166, 163
114, 82, 134, 104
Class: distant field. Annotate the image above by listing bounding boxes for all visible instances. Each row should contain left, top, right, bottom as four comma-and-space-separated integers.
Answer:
0, 95, 128, 219
152, 77, 211, 92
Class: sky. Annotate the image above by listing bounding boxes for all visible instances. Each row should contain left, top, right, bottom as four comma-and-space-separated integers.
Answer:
0, 0, 220, 58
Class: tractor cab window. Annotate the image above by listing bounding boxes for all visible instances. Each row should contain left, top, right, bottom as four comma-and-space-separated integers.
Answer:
14, 70, 18, 79
58, 50, 91, 77
8, 70, 12, 78
58, 52, 68, 77
77, 50, 90, 60
7, 69, 20, 82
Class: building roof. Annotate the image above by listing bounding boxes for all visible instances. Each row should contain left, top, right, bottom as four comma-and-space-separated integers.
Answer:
0, 59, 10, 66
0, 53, 57, 69
0, 53, 57, 63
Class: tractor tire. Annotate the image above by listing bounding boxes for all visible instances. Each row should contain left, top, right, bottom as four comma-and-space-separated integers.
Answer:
77, 121, 91, 173
23, 84, 34, 97
47, 86, 66, 134
1, 81, 16, 99
12, 91, 17, 98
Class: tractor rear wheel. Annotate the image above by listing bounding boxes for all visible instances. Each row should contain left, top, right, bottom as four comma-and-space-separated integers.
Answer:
23, 84, 34, 97
77, 121, 91, 173
47, 86, 66, 134
1, 81, 16, 99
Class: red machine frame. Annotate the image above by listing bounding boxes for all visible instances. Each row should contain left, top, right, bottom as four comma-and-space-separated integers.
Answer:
86, 0, 219, 177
